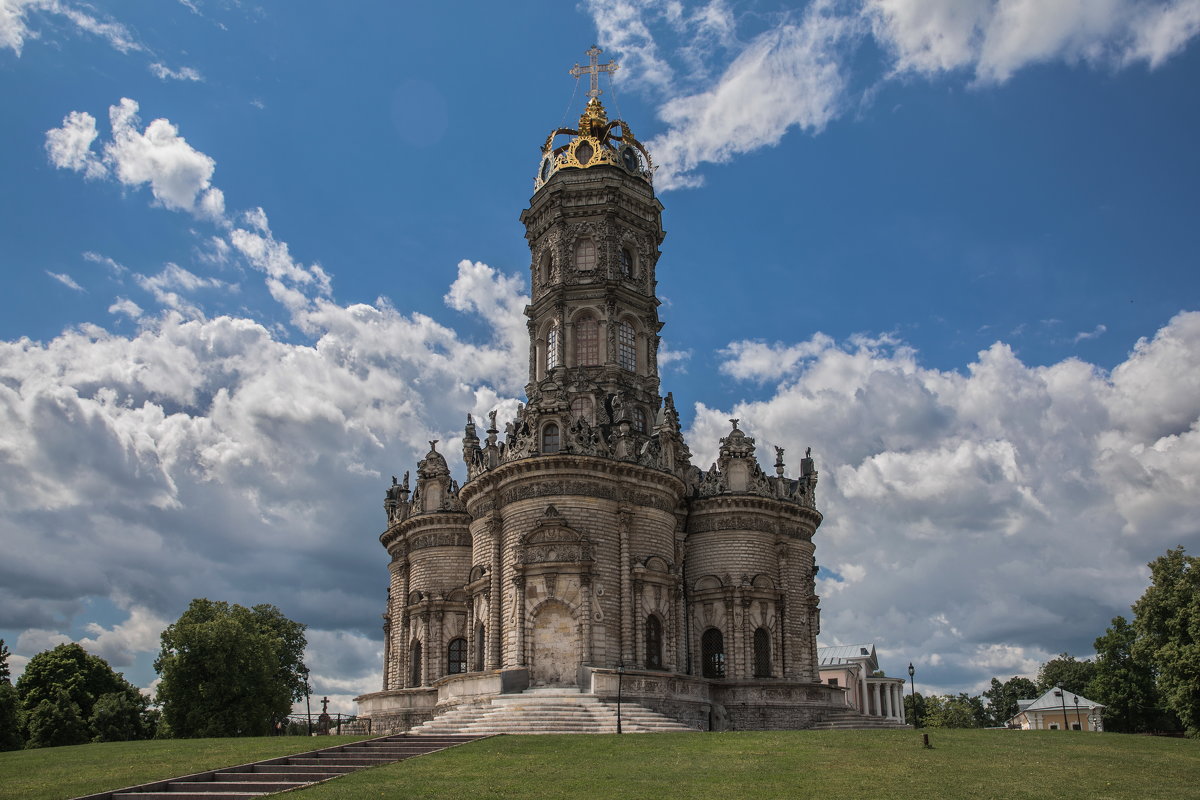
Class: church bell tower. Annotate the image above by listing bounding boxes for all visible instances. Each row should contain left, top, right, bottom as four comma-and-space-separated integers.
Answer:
518, 46, 666, 444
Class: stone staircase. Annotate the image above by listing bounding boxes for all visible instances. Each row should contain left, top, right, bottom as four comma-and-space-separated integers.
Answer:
73, 734, 485, 800
409, 687, 696, 735
810, 709, 911, 730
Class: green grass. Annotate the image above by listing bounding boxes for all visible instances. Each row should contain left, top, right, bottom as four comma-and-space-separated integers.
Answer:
0, 735, 365, 800
293, 730, 1199, 800
1, 730, 1196, 800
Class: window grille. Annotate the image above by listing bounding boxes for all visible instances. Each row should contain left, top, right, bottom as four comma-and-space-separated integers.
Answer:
618, 321, 636, 371
571, 396, 593, 423
546, 327, 560, 370
620, 248, 633, 277
753, 627, 771, 677
575, 239, 595, 270
701, 628, 725, 679
575, 316, 599, 365
447, 638, 467, 675
645, 615, 663, 670
542, 423, 560, 454
410, 641, 422, 686
633, 406, 647, 432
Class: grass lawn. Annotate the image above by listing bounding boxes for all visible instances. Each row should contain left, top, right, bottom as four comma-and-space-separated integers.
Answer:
0, 735, 365, 800
292, 729, 1199, 800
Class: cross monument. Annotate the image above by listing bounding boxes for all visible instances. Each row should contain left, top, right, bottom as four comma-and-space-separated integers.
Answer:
570, 45, 619, 99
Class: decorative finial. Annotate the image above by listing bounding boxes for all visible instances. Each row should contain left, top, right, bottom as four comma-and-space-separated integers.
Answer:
730, 418, 739, 430
569, 45, 618, 100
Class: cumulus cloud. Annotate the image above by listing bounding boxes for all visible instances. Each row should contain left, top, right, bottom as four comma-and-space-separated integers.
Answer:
695, 312, 1200, 691
587, 0, 1200, 188
77, 603, 169, 667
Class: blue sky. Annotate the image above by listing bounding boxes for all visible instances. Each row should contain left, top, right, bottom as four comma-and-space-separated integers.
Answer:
2, 0, 1199, 711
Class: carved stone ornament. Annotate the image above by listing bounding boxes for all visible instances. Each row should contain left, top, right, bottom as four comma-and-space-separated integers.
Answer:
516, 505, 594, 565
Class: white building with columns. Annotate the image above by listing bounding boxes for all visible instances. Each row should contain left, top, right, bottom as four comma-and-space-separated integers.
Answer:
817, 644, 908, 724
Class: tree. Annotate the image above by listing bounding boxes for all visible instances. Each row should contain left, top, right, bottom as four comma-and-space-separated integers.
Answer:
15, 643, 142, 747
1037, 653, 1095, 696
0, 638, 11, 684
26, 689, 88, 748
922, 693, 986, 728
1132, 546, 1200, 736
903, 692, 927, 728
155, 599, 307, 738
0, 681, 22, 751
1086, 615, 1171, 733
90, 690, 149, 743
983, 676, 1039, 727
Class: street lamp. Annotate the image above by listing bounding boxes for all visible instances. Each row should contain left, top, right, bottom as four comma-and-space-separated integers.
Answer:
907, 662, 918, 728
301, 665, 312, 736
616, 662, 625, 735
1055, 688, 1067, 732
1074, 695, 1081, 731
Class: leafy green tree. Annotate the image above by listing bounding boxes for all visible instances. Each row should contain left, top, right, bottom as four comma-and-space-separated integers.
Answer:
15, 643, 141, 747
903, 692, 926, 728
983, 676, 1039, 726
0, 681, 22, 751
1037, 653, 1096, 696
155, 599, 307, 738
0, 638, 11, 684
26, 689, 88, 748
89, 690, 149, 743
1086, 615, 1170, 733
1132, 546, 1200, 736
922, 693, 986, 728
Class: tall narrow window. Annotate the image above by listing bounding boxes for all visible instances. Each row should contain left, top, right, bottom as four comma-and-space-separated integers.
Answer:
539, 252, 552, 285
542, 423, 560, 454
620, 247, 633, 277
546, 326, 559, 369
632, 406, 647, 433
410, 641, 422, 686
645, 615, 663, 670
617, 321, 636, 372
701, 628, 725, 678
474, 623, 485, 672
575, 315, 599, 365
753, 628, 771, 678
571, 396, 594, 423
447, 638, 467, 675
575, 239, 595, 271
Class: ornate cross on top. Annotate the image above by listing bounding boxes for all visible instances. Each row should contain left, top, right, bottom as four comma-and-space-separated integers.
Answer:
570, 45, 619, 99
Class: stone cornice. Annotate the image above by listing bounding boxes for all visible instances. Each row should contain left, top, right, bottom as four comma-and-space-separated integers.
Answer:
380, 511, 472, 552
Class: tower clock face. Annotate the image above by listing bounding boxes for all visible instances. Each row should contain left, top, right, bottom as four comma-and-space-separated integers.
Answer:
540, 157, 553, 181
621, 146, 640, 173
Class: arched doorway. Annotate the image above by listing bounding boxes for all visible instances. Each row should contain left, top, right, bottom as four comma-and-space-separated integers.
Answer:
530, 601, 578, 686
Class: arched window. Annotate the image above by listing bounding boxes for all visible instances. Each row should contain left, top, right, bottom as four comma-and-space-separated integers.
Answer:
546, 326, 560, 370
571, 396, 594, 423
474, 623, 485, 672
620, 247, 633, 277
575, 239, 596, 271
575, 315, 599, 365
447, 637, 467, 675
701, 628, 725, 679
645, 615, 663, 670
542, 423, 560, 454
632, 406, 647, 433
410, 640, 422, 686
753, 628, 771, 678
539, 252, 552, 285
617, 321, 636, 372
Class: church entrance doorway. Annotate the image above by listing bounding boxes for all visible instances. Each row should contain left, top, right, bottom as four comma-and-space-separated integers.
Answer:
530, 601, 578, 686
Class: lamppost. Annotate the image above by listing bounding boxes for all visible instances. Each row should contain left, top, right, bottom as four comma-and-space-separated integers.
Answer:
1055, 688, 1068, 731
907, 662, 918, 728
301, 665, 312, 736
616, 662, 625, 735
1074, 695, 1081, 731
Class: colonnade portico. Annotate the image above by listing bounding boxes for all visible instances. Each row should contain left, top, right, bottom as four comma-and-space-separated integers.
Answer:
864, 677, 907, 723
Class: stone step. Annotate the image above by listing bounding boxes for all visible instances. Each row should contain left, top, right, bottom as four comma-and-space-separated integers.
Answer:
407, 689, 695, 735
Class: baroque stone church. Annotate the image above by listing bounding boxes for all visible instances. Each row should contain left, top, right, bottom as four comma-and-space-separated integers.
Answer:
356, 49, 846, 732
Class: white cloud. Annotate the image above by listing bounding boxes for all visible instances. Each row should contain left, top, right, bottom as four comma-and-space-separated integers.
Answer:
695, 311, 1200, 688
108, 298, 143, 319
84, 250, 129, 275
46, 270, 84, 291
149, 62, 203, 82
77, 603, 169, 667
1073, 323, 1107, 343
44, 110, 107, 179
0, 0, 140, 56
15, 628, 71, 653
134, 263, 231, 316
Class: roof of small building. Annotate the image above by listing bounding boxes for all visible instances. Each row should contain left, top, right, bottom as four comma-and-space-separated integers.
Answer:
1013, 687, 1105, 715
817, 644, 876, 666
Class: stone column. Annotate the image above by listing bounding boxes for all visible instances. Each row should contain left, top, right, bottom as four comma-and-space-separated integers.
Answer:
899, 685, 906, 724
381, 615, 391, 690
871, 682, 880, 717
465, 600, 475, 673
581, 574, 593, 663
632, 578, 643, 668
513, 575, 527, 666
618, 508, 633, 665
421, 611, 431, 686
488, 517, 502, 669
859, 672, 868, 714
